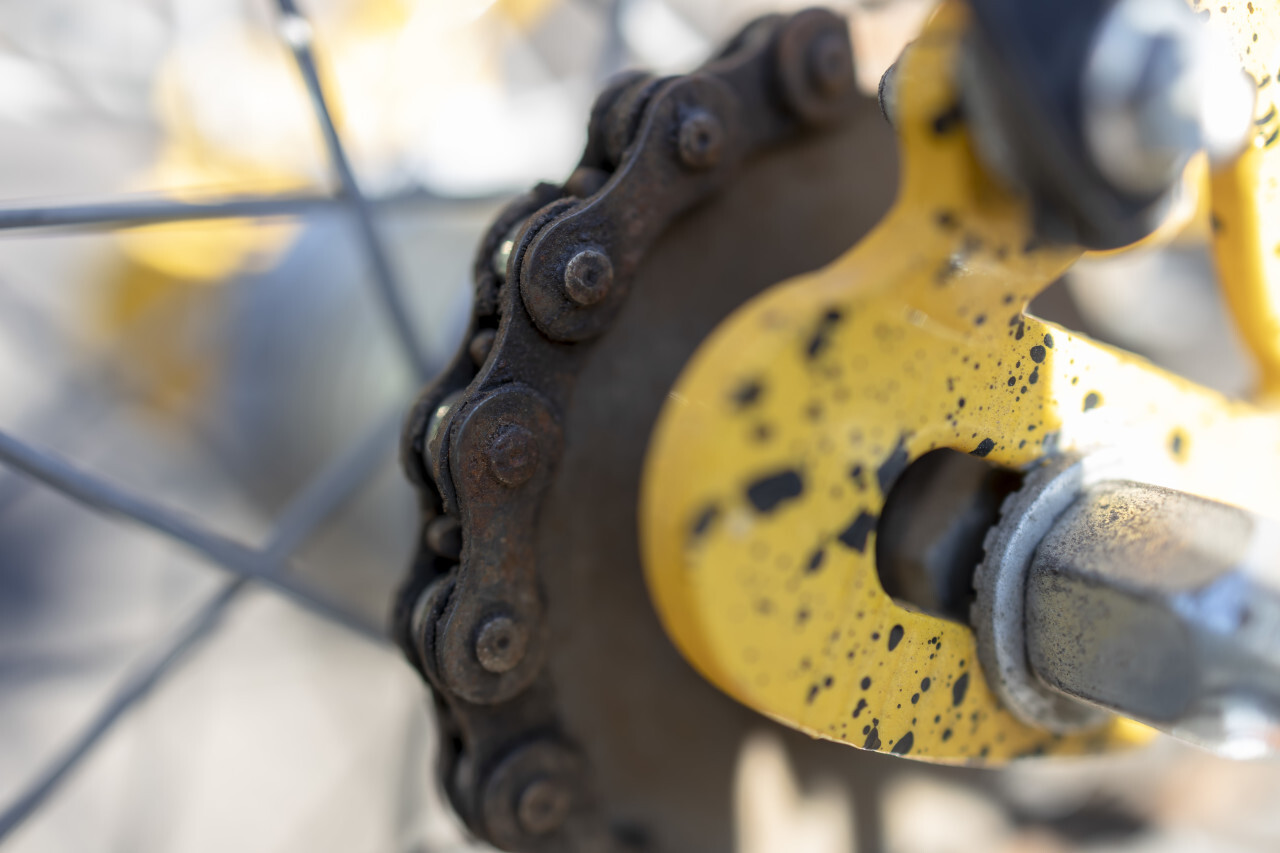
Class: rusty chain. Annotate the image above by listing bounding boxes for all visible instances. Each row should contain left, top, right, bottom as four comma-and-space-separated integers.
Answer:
391, 9, 866, 850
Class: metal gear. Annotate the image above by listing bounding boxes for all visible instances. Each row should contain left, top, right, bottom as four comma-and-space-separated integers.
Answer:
387, 9, 958, 851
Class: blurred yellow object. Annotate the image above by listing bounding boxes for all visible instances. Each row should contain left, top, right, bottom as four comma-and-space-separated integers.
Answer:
115, 149, 303, 283
1205, 1, 1280, 396
495, 0, 561, 30
92, 259, 222, 417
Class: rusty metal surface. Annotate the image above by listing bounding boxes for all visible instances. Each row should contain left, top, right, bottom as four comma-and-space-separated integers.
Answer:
536, 81, 906, 853
390, 10, 945, 851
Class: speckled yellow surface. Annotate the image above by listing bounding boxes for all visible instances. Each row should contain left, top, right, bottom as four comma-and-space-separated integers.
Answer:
1205, 0, 1280, 394
640, 1, 1280, 765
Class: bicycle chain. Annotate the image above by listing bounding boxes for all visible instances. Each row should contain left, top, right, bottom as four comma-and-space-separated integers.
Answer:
392, 9, 863, 851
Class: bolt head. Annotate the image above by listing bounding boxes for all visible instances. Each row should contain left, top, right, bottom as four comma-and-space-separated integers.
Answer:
1082, 0, 1255, 197
563, 248, 614, 306
475, 614, 530, 674
808, 32, 852, 97
486, 424, 539, 487
517, 777, 572, 836
677, 110, 725, 170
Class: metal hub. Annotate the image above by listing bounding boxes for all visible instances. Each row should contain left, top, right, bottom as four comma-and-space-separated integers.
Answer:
972, 453, 1112, 733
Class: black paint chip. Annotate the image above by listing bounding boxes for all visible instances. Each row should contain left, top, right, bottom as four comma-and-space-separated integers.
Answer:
952, 672, 970, 706
690, 504, 719, 540
970, 438, 996, 458
891, 731, 915, 755
806, 308, 845, 360
877, 434, 911, 494
731, 379, 763, 408
888, 624, 905, 651
1083, 392, 1101, 411
863, 726, 882, 750
849, 464, 866, 489
746, 470, 805, 513
837, 511, 879, 553
806, 547, 827, 574
932, 103, 963, 135
1029, 345, 1046, 363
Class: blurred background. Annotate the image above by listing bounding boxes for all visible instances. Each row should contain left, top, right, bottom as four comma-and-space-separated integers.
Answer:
0, 1, 1271, 852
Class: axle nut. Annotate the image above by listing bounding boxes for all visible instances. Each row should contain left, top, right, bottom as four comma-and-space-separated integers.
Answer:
475, 614, 529, 674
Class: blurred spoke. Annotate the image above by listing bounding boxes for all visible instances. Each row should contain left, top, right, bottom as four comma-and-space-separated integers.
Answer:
273, 0, 432, 381
263, 410, 402, 562
0, 193, 340, 231
0, 187, 486, 233
0, 410, 405, 839
0, 578, 248, 843
0, 427, 268, 571
0, 426, 388, 642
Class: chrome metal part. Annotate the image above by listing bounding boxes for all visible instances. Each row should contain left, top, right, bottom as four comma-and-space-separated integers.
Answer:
1081, 0, 1255, 197
977, 450, 1280, 756
1027, 481, 1280, 757
974, 455, 1113, 733
963, 0, 1252, 249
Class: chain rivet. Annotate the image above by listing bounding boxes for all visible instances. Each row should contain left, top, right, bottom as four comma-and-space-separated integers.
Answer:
475, 614, 529, 674
486, 424, 539, 487
677, 110, 724, 170
517, 777, 573, 836
563, 248, 614, 306
808, 31, 852, 97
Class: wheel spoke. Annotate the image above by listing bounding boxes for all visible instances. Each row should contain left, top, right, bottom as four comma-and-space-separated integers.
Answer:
0, 411, 403, 839
0, 193, 339, 231
0, 423, 390, 642
263, 410, 403, 562
273, 0, 432, 381
0, 579, 247, 843
0, 187, 490, 233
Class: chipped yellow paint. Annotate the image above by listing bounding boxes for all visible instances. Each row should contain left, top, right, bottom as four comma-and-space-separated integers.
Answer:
640, 2, 1280, 764
1205, 0, 1280, 395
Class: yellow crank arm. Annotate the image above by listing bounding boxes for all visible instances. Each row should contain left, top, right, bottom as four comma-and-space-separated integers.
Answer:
640, 1, 1280, 765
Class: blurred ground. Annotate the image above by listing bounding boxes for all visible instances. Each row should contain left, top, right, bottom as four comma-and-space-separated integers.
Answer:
0, 2, 1276, 853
